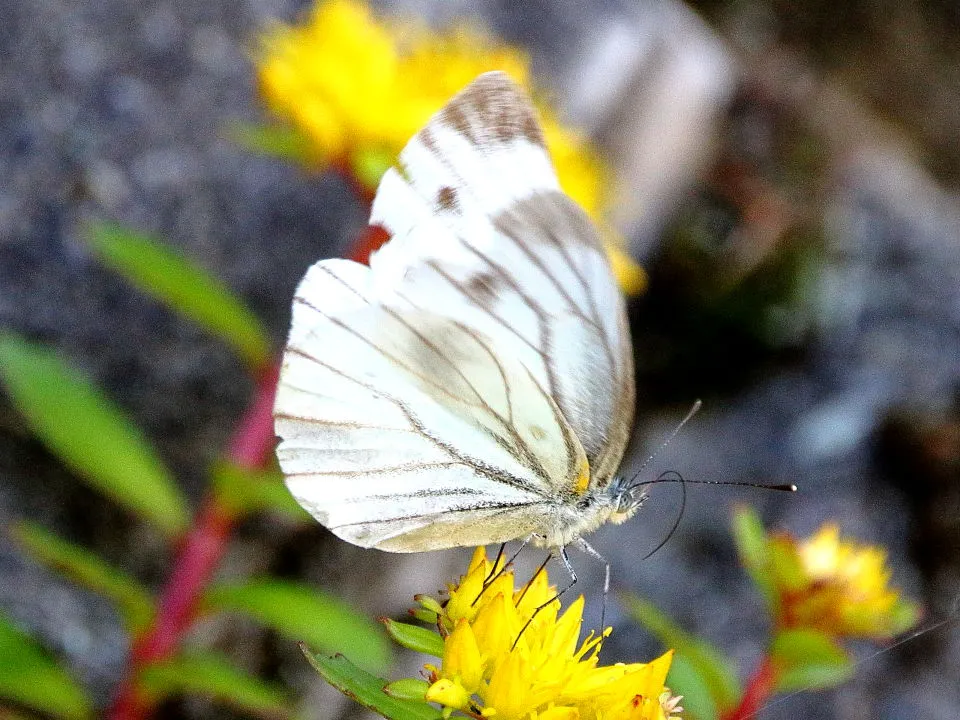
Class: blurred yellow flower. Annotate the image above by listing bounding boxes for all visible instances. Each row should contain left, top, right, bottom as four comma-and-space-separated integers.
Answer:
770, 524, 920, 640
416, 548, 680, 720
258, 0, 604, 213
256, 1, 646, 293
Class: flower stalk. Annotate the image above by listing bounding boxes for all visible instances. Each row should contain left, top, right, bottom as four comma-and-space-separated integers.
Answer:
107, 364, 279, 720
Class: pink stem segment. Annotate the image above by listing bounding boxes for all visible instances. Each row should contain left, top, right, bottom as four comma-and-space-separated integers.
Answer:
107, 364, 279, 720
722, 656, 777, 720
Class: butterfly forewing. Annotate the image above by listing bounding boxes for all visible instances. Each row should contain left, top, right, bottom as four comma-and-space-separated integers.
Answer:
274, 72, 635, 551
370, 72, 634, 489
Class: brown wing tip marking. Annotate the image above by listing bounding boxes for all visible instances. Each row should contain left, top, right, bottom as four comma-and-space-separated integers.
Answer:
438, 72, 546, 149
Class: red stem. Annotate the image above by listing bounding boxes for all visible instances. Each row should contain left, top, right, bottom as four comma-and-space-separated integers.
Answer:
722, 656, 778, 720
108, 173, 379, 719
107, 364, 279, 720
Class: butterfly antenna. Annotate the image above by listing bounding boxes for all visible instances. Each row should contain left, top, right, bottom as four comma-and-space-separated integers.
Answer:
626, 400, 703, 488
630, 474, 798, 492
641, 471, 688, 561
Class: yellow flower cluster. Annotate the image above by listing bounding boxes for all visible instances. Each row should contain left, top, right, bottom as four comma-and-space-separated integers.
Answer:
257, 0, 606, 213
771, 524, 919, 640
416, 548, 680, 720
256, 0, 645, 294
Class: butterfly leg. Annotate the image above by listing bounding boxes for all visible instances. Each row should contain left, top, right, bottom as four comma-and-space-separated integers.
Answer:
512, 547, 579, 649
482, 543, 507, 586
575, 537, 611, 633
473, 539, 531, 607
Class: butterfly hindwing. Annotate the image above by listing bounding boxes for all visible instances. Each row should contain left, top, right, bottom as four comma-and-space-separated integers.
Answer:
275, 259, 586, 550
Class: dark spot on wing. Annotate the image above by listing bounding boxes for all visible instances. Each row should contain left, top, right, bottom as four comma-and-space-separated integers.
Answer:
419, 127, 438, 154
437, 186, 459, 213
466, 272, 500, 305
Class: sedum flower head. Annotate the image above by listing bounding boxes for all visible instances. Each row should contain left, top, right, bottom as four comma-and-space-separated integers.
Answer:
414, 548, 680, 720
770, 523, 920, 640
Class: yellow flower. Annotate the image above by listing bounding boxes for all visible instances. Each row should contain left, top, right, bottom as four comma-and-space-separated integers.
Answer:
770, 524, 920, 640
257, 1, 603, 211
416, 548, 681, 720
256, 1, 645, 293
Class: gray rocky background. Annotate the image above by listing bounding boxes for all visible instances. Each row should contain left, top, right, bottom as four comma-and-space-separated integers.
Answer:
1, 0, 958, 718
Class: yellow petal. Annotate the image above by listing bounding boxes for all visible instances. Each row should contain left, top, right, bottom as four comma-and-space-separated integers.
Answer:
485, 650, 534, 720
443, 619, 484, 691
539, 706, 580, 720
471, 592, 515, 667
426, 678, 472, 711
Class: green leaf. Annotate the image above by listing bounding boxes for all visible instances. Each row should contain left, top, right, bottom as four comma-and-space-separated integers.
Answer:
665, 653, 717, 720
381, 620, 444, 658
225, 121, 317, 166
621, 594, 740, 713
770, 628, 853, 692
886, 596, 922, 637
9, 521, 154, 635
139, 651, 290, 717
83, 222, 272, 371
730, 505, 775, 608
0, 612, 92, 720
0, 334, 190, 537
212, 463, 309, 522
205, 579, 390, 672
300, 649, 441, 720
383, 679, 430, 702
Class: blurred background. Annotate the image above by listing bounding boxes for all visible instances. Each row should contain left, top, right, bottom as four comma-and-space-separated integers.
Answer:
1, 0, 958, 718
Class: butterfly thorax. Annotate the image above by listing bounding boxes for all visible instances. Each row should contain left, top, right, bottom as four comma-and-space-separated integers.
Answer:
532, 478, 646, 548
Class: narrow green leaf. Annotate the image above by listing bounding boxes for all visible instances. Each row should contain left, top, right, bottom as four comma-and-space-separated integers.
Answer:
84, 222, 272, 371
205, 579, 390, 672
300, 648, 441, 720
0, 612, 92, 720
212, 463, 309, 522
770, 629, 853, 691
10, 521, 154, 635
621, 594, 740, 712
0, 334, 190, 536
383, 679, 430, 701
730, 505, 775, 608
665, 653, 717, 720
139, 651, 290, 716
381, 620, 444, 658
225, 121, 317, 166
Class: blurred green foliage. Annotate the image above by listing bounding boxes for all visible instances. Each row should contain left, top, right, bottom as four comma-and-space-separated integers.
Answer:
0, 333, 191, 537
0, 612, 93, 720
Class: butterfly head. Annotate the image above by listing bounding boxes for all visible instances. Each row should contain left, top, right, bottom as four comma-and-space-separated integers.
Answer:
605, 475, 647, 525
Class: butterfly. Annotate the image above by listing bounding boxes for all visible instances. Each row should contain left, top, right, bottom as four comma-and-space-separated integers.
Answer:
273, 71, 643, 555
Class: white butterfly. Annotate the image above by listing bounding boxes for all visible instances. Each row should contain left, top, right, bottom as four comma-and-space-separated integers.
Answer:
273, 72, 642, 554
